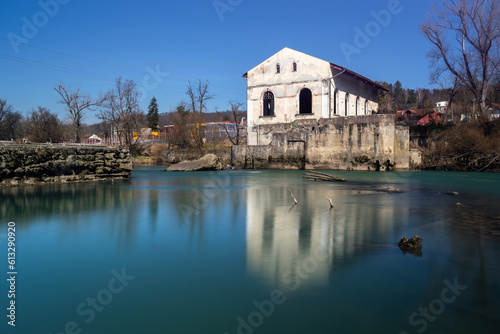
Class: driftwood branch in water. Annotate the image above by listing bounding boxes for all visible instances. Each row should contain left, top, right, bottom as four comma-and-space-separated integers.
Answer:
325, 196, 334, 209
288, 188, 298, 205
304, 171, 346, 182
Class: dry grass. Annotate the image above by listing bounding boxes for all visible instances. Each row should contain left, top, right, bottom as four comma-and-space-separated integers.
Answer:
425, 120, 500, 171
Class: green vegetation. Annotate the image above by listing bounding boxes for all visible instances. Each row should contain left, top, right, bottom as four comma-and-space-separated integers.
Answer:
146, 97, 159, 131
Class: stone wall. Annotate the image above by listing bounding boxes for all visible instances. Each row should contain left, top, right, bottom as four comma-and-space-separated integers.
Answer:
232, 115, 409, 170
0, 143, 133, 187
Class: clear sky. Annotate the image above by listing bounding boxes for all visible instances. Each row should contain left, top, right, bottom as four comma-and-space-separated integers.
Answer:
0, 0, 438, 124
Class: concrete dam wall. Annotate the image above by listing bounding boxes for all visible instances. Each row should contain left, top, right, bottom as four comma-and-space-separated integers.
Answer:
0, 143, 133, 187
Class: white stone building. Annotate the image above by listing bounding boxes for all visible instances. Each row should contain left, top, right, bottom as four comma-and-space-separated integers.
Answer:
243, 48, 388, 145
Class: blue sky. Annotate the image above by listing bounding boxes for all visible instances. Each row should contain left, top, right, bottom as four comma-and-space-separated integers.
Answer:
0, 0, 437, 124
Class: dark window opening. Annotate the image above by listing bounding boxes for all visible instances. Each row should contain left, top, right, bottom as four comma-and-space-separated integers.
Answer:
299, 88, 312, 114
345, 93, 349, 116
293, 62, 297, 72
334, 89, 338, 115
263, 91, 275, 116
276, 64, 280, 74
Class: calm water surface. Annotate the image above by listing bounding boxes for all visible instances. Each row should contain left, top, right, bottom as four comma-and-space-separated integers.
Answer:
1, 168, 500, 334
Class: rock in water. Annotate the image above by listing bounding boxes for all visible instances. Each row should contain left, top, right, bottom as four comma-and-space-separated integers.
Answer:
398, 235, 423, 249
167, 154, 223, 172
398, 235, 423, 256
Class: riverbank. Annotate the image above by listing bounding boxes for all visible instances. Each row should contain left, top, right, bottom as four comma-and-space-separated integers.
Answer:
133, 144, 232, 167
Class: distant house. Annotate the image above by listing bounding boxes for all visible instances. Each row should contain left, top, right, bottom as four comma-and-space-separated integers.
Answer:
488, 104, 500, 120
83, 134, 103, 145
396, 109, 442, 126
488, 109, 500, 120
436, 101, 448, 113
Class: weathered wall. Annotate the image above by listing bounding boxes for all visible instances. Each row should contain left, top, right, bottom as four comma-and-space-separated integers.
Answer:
232, 142, 306, 170
0, 143, 133, 187
232, 115, 409, 170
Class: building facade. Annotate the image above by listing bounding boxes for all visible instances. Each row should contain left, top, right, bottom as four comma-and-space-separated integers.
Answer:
243, 48, 388, 146
234, 48, 410, 170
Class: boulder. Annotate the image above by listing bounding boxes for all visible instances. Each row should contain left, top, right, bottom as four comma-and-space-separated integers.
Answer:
167, 154, 223, 172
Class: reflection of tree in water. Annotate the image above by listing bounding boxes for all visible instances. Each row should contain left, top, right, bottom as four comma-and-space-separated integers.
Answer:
0, 181, 142, 246
148, 190, 159, 233
443, 205, 500, 327
168, 171, 243, 247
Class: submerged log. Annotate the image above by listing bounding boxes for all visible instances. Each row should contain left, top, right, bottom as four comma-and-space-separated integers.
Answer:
304, 171, 346, 182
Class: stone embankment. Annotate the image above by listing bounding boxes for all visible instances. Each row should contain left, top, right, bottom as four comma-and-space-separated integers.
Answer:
0, 142, 133, 187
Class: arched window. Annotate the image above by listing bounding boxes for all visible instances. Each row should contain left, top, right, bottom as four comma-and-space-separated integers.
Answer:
365, 100, 369, 115
299, 88, 312, 114
356, 96, 360, 116
293, 62, 297, 72
345, 93, 350, 116
276, 64, 280, 74
263, 91, 275, 116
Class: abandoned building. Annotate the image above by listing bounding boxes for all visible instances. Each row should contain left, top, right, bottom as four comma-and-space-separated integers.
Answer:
232, 48, 410, 170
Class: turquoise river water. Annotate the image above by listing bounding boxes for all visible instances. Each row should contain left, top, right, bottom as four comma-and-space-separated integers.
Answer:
1, 168, 500, 334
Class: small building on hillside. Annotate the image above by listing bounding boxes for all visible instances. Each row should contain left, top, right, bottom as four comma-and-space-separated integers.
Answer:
233, 48, 410, 170
396, 109, 443, 126
436, 101, 448, 113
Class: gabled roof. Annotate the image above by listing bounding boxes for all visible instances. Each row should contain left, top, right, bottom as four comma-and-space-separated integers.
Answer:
243, 47, 388, 92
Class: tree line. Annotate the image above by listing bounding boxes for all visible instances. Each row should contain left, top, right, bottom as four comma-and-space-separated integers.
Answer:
0, 78, 245, 152
0, 77, 148, 149
376, 78, 500, 117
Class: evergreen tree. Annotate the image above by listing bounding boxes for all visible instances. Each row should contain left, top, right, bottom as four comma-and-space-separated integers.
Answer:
147, 96, 159, 131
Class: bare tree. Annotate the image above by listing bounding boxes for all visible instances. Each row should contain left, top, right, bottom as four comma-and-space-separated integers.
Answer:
217, 101, 245, 145
186, 80, 213, 148
421, 0, 500, 118
168, 103, 192, 148
0, 99, 23, 140
54, 84, 101, 143
0, 99, 12, 123
98, 77, 145, 151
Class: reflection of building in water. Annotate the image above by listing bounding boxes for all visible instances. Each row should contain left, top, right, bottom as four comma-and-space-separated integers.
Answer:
246, 184, 409, 288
